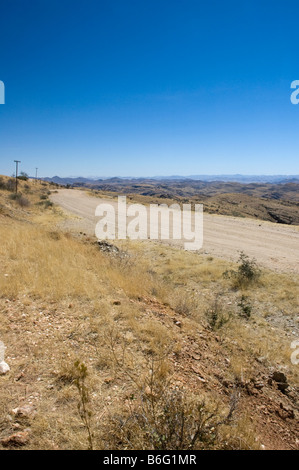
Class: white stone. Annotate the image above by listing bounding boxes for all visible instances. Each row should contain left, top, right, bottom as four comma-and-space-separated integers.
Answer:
0, 361, 10, 375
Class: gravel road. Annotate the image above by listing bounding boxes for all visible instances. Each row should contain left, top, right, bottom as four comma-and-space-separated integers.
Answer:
51, 189, 299, 273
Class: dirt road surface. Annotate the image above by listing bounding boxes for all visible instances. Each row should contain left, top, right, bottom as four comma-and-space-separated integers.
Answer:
51, 189, 299, 274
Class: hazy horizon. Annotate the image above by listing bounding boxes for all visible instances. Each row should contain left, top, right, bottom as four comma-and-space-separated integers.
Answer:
3, 172, 299, 181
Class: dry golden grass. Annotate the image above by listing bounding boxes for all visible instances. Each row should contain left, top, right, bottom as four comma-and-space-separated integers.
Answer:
0, 176, 298, 450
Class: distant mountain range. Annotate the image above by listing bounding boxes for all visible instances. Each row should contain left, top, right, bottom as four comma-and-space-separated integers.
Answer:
42, 175, 299, 185
41, 174, 299, 224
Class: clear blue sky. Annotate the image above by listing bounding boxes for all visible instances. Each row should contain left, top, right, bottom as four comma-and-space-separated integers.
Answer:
0, 0, 298, 177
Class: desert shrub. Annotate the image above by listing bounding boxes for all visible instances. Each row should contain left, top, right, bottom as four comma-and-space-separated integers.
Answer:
9, 192, 20, 200
8, 192, 30, 208
37, 199, 53, 208
7, 179, 16, 191
17, 172, 29, 181
44, 199, 53, 208
223, 252, 261, 289
106, 357, 236, 450
237, 295, 252, 320
174, 292, 198, 316
17, 195, 30, 208
72, 361, 94, 450
111, 390, 221, 450
0, 177, 15, 191
205, 296, 230, 330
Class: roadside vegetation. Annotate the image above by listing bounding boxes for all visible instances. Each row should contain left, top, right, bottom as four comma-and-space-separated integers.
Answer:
0, 175, 298, 450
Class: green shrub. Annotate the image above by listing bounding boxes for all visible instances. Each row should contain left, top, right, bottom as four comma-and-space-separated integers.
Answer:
106, 358, 237, 450
17, 195, 30, 208
0, 178, 15, 191
8, 192, 30, 208
44, 199, 53, 208
9, 192, 20, 200
223, 252, 261, 289
205, 296, 230, 330
237, 295, 252, 320
37, 199, 53, 208
17, 172, 29, 181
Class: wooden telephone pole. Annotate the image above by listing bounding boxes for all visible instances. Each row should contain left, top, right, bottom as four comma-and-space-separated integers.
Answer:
14, 160, 21, 194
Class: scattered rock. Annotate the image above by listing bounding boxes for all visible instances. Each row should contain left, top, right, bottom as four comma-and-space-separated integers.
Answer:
271, 371, 289, 392
12, 423, 21, 429
97, 240, 120, 254
192, 353, 201, 361
254, 381, 264, 391
12, 404, 36, 419
197, 376, 206, 383
144, 385, 157, 398
112, 300, 121, 306
1, 429, 30, 447
15, 371, 25, 381
277, 403, 295, 420
0, 361, 10, 375
104, 377, 114, 384
256, 356, 267, 364
222, 379, 232, 388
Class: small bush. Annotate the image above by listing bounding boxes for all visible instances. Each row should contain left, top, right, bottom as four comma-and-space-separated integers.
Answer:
9, 192, 20, 200
205, 296, 230, 330
72, 361, 94, 450
8, 192, 30, 208
17, 172, 29, 181
17, 196, 30, 208
37, 199, 53, 208
223, 252, 261, 289
174, 293, 197, 317
106, 357, 237, 450
44, 199, 53, 208
237, 295, 252, 320
0, 178, 15, 191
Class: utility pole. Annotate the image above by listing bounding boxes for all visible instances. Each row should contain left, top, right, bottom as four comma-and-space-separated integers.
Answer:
14, 160, 21, 194
35, 167, 38, 182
